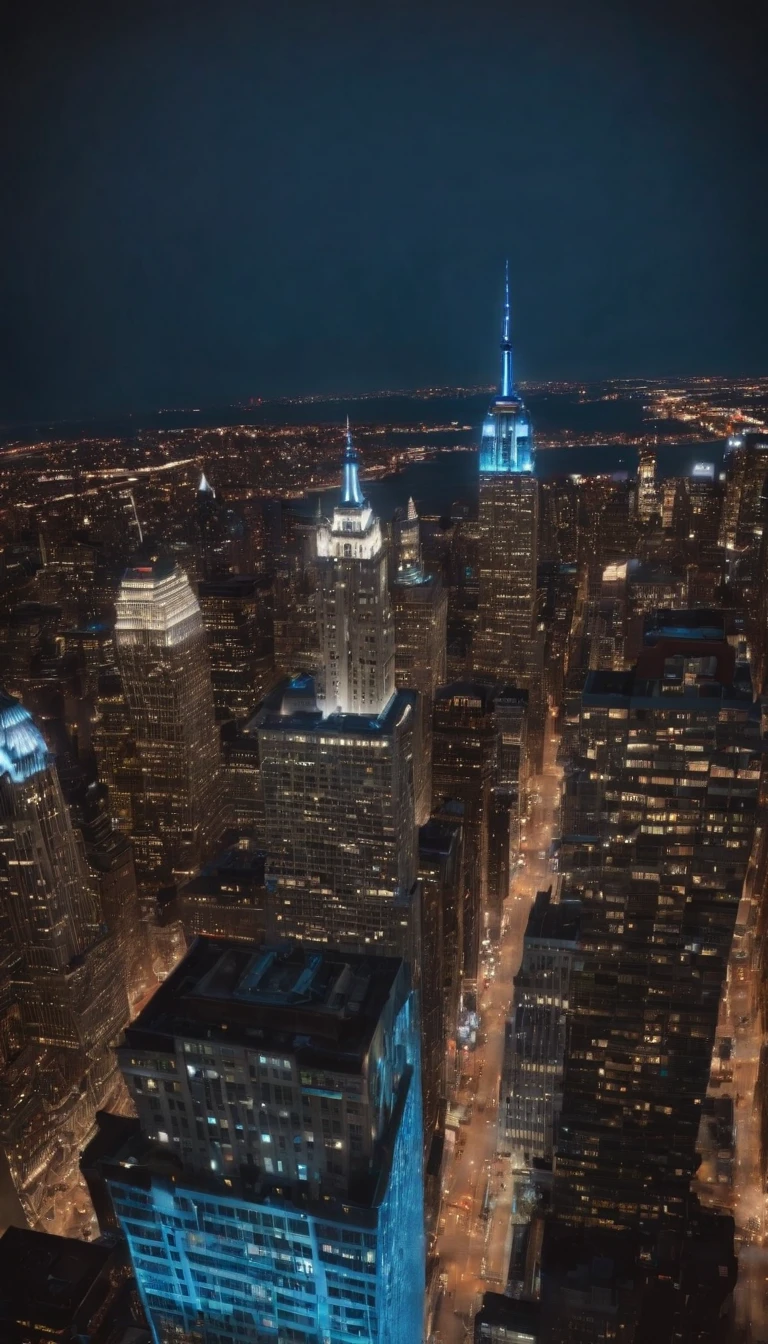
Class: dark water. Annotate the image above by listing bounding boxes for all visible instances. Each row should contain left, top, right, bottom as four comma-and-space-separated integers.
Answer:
299, 439, 724, 522
3, 388, 724, 523
0, 389, 647, 444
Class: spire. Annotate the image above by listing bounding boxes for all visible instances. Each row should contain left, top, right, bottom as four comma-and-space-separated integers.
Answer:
500, 259, 513, 398
198, 470, 215, 497
341, 416, 364, 507
407, 496, 418, 521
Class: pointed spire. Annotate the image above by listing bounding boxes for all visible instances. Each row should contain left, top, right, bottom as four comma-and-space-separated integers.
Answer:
198, 470, 215, 497
341, 416, 364, 507
500, 259, 513, 398
407, 497, 418, 521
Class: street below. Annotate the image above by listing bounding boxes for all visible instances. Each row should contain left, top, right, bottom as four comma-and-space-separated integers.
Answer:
433, 719, 561, 1343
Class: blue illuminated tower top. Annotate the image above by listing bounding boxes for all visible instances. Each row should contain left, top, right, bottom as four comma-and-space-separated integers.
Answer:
479, 262, 534, 474
341, 415, 365, 507
0, 693, 49, 784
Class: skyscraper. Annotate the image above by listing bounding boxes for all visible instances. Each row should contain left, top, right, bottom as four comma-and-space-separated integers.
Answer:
391, 499, 447, 825
84, 937, 424, 1344
0, 693, 128, 1228
316, 422, 395, 717
636, 445, 658, 523
474, 267, 538, 687
198, 575, 275, 723
500, 888, 581, 1164
257, 678, 418, 956
256, 436, 419, 958
112, 553, 224, 889
0, 692, 127, 1058
555, 615, 761, 1231
431, 682, 527, 973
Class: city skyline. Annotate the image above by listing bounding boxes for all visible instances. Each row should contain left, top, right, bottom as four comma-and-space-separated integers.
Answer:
0, 277, 766, 1339
3, 7, 768, 1334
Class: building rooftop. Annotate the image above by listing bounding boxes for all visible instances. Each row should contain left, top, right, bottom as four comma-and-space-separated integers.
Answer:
434, 681, 527, 709
120, 549, 177, 584
642, 608, 726, 643
122, 937, 406, 1070
474, 1292, 541, 1340
257, 681, 416, 736
0, 1226, 113, 1335
584, 623, 754, 707
198, 575, 260, 599
525, 889, 581, 946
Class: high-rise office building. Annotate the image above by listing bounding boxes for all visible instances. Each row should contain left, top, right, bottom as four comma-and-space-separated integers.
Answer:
0, 693, 129, 1228
719, 430, 768, 552
432, 682, 526, 972
316, 423, 395, 717
578, 476, 636, 578
474, 269, 538, 687
391, 500, 447, 825
84, 938, 424, 1344
392, 497, 422, 580
555, 615, 761, 1231
636, 446, 658, 523
112, 553, 223, 889
0, 692, 127, 1058
432, 684, 496, 978
257, 678, 418, 956
500, 888, 581, 1164
488, 685, 528, 928
198, 575, 274, 723
419, 816, 464, 1061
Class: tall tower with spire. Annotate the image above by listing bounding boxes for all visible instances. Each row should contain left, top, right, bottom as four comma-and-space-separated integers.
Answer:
474, 266, 538, 685
315, 421, 395, 716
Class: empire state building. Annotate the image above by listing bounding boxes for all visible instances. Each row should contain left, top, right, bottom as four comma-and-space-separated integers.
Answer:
473, 267, 539, 686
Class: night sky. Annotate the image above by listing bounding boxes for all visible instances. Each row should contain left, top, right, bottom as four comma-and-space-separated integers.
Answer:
1, 0, 767, 423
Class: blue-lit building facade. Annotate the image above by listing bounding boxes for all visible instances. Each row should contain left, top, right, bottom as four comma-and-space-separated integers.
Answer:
474, 268, 539, 687
0, 691, 127, 1059
478, 265, 533, 477
84, 939, 424, 1344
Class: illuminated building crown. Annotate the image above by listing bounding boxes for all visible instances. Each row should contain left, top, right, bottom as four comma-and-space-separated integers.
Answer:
317, 420, 382, 556
0, 693, 49, 784
479, 261, 534, 475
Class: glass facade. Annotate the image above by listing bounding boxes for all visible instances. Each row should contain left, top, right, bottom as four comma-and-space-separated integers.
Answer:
110, 1066, 423, 1344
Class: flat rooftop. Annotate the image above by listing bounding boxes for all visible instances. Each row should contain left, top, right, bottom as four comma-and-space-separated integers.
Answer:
526, 889, 581, 945
0, 1226, 111, 1329
258, 683, 417, 736
584, 626, 754, 708
643, 608, 726, 642
123, 938, 405, 1068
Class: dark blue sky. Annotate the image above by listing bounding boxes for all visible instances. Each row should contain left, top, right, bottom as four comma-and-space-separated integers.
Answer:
1, 0, 767, 422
